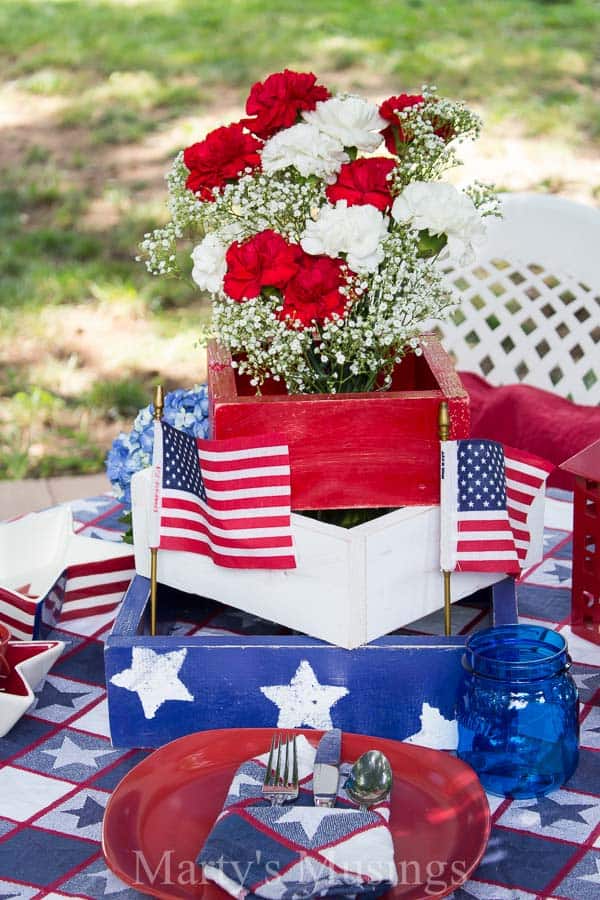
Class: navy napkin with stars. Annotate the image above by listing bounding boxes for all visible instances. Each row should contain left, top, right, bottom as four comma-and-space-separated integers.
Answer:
197, 735, 397, 898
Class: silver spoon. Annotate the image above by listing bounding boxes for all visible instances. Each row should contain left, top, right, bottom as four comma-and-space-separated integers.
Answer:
344, 750, 393, 810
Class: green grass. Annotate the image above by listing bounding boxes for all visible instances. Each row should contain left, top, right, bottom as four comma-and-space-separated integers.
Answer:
84, 378, 151, 418
0, 0, 598, 480
1, 0, 598, 139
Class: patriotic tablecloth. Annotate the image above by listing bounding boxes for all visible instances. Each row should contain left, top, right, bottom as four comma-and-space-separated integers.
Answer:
0, 491, 598, 900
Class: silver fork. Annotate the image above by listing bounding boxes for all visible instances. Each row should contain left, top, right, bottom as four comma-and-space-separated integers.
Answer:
262, 732, 299, 806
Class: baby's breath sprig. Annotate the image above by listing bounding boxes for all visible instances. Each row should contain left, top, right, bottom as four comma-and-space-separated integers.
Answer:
390, 86, 482, 189
199, 170, 326, 243
465, 181, 503, 217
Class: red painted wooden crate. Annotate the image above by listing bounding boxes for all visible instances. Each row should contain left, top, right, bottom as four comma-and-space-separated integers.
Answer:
208, 335, 470, 510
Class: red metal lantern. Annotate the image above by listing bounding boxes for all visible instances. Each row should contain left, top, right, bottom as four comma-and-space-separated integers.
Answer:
561, 439, 600, 644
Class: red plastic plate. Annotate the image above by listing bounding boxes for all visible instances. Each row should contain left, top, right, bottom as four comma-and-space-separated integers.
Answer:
102, 729, 490, 899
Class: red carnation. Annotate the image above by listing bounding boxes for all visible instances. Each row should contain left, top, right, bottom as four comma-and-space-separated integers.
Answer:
224, 230, 301, 301
243, 69, 330, 139
183, 123, 262, 201
326, 157, 396, 212
379, 93, 424, 153
280, 253, 349, 327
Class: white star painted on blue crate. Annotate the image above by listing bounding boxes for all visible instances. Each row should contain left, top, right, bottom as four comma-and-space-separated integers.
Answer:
404, 702, 458, 749
43, 735, 115, 770
260, 660, 348, 729
110, 647, 193, 719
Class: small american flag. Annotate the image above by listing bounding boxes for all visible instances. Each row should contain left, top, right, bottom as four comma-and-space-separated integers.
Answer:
440, 439, 553, 573
151, 422, 296, 569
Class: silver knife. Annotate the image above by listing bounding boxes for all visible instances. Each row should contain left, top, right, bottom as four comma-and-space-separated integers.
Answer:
312, 728, 342, 807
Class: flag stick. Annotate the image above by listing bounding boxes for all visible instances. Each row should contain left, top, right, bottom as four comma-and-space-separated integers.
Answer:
438, 400, 452, 636
150, 384, 164, 637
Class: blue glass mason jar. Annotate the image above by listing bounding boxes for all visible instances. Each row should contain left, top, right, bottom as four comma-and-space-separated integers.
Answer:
457, 624, 579, 798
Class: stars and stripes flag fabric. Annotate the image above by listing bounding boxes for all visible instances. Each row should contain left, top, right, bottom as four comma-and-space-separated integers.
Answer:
0, 555, 135, 641
150, 421, 296, 569
440, 439, 554, 573
59, 556, 136, 622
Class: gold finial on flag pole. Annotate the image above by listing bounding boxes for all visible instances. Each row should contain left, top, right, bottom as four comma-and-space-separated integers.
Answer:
438, 401, 452, 636
150, 384, 164, 637
438, 400, 450, 442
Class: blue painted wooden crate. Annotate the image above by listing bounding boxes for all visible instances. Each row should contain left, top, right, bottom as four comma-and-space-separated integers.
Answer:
105, 575, 517, 749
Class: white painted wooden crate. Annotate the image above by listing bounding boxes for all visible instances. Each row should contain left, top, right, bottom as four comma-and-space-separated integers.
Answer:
132, 468, 545, 649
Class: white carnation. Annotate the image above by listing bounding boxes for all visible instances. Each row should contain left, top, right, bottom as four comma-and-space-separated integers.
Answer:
261, 123, 348, 183
391, 181, 486, 264
302, 95, 386, 152
301, 200, 388, 273
190, 234, 228, 293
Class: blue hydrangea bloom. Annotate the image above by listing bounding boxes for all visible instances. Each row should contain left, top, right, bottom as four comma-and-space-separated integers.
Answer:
105, 383, 210, 510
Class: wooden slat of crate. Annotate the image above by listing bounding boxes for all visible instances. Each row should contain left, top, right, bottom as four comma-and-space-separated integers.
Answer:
208, 336, 470, 510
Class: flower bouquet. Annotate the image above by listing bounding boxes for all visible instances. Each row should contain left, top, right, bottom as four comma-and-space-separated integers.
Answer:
141, 69, 498, 396
139, 70, 498, 511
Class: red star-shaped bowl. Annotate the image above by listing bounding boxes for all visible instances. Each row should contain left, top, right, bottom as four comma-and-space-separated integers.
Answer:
0, 632, 64, 737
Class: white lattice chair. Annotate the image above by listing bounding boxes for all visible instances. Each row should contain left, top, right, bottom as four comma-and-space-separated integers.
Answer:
430, 193, 600, 405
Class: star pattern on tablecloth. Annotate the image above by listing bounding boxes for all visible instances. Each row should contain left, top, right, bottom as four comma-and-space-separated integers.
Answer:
0, 490, 598, 900
550, 562, 572, 584
578, 857, 600, 885
0, 883, 37, 900
452, 889, 480, 900
573, 670, 600, 693
43, 735, 115, 771
63, 795, 105, 829
260, 660, 348, 729
524, 795, 596, 827
85, 866, 130, 896
35, 681, 89, 710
